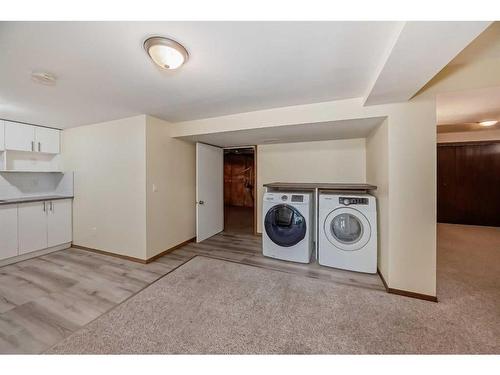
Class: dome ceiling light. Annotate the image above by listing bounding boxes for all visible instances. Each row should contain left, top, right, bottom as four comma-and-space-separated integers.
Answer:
144, 36, 189, 70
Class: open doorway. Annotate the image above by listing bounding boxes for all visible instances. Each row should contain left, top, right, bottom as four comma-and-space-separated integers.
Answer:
223, 147, 256, 234
436, 86, 500, 226
435, 86, 500, 307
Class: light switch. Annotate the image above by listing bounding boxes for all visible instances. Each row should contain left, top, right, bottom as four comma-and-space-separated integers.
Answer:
152, 184, 158, 192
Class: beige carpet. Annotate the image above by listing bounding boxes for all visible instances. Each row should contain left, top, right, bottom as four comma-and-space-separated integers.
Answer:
47, 226, 500, 354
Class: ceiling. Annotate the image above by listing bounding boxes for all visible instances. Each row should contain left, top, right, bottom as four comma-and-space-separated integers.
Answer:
0, 21, 398, 128
364, 21, 490, 105
0, 21, 490, 129
448, 21, 500, 66
437, 86, 500, 129
179, 117, 386, 148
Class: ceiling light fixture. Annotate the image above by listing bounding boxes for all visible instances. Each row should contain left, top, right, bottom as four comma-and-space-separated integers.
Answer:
144, 36, 189, 70
478, 120, 498, 127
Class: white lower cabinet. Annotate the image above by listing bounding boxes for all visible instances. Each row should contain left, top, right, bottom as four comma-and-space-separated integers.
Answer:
11, 199, 73, 259
0, 204, 18, 260
18, 201, 49, 255
47, 199, 72, 247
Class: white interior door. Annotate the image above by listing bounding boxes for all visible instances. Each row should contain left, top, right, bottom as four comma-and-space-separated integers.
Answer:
196, 142, 224, 242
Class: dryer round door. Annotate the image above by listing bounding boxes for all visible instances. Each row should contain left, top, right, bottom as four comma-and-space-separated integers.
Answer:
324, 207, 371, 251
264, 204, 307, 247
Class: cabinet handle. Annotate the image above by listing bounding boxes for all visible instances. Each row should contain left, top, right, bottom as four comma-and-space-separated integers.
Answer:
50, 201, 53, 212
38, 142, 41, 152
31, 141, 35, 152
43, 202, 46, 212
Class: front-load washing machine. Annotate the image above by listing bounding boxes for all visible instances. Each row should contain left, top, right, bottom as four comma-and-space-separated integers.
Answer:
262, 192, 313, 263
318, 193, 377, 273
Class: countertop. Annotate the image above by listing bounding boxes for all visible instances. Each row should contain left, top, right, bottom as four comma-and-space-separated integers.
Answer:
0, 195, 74, 205
263, 182, 377, 191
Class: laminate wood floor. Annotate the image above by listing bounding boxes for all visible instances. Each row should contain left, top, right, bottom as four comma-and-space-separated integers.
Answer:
0, 232, 383, 354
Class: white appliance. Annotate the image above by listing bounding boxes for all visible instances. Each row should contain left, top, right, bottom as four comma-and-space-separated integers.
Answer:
262, 192, 313, 263
318, 193, 377, 273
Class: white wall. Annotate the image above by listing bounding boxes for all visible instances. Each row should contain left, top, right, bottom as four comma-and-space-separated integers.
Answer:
366, 120, 389, 280
0, 172, 73, 200
256, 138, 366, 233
146, 116, 196, 258
62, 115, 147, 259
437, 129, 500, 143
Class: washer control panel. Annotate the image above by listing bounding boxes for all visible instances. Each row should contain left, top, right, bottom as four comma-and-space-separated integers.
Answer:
339, 197, 368, 205
291, 195, 304, 202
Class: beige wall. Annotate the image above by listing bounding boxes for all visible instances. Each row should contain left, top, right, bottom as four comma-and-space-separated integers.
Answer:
437, 129, 500, 143
366, 120, 389, 281
256, 138, 366, 233
172, 98, 437, 296
385, 99, 437, 294
62, 115, 147, 259
63, 115, 196, 261
145, 116, 196, 258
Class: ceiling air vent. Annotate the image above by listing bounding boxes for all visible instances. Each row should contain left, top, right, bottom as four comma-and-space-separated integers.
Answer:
31, 71, 57, 85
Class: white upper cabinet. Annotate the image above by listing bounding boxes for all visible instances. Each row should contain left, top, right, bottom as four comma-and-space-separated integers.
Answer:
4, 121, 36, 152
35, 127, 60, 154
0, 120, 5, 150
4, 121, 60, 154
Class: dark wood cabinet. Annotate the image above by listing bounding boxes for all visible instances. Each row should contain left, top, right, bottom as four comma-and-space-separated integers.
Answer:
437, 141, 500, 227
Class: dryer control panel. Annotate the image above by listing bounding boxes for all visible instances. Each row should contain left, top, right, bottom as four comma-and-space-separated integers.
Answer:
339, 197, 369, 205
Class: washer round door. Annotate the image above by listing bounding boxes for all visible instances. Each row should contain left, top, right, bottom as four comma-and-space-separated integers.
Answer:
264, 204, 307, 247
324, 207, 371, 251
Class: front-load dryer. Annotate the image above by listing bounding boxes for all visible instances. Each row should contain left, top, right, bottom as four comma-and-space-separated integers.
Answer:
318, 193, 377, 273
262, 192, 313, 263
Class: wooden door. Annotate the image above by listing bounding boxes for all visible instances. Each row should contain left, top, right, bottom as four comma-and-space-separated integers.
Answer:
437, 145, 456, 223
224, 152, 254, 208
437, 141, 500, 227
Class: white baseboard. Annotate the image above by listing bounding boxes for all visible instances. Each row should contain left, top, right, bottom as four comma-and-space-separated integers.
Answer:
0, 242, 72, 267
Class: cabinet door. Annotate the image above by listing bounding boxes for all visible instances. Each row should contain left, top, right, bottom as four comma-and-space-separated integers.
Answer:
35, 127, 60, 154
4, 122, 35, 152
18, 201, 48, 255
47, 199, 72, 247
0, 120, 5, 150
0, 204, 18, 260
